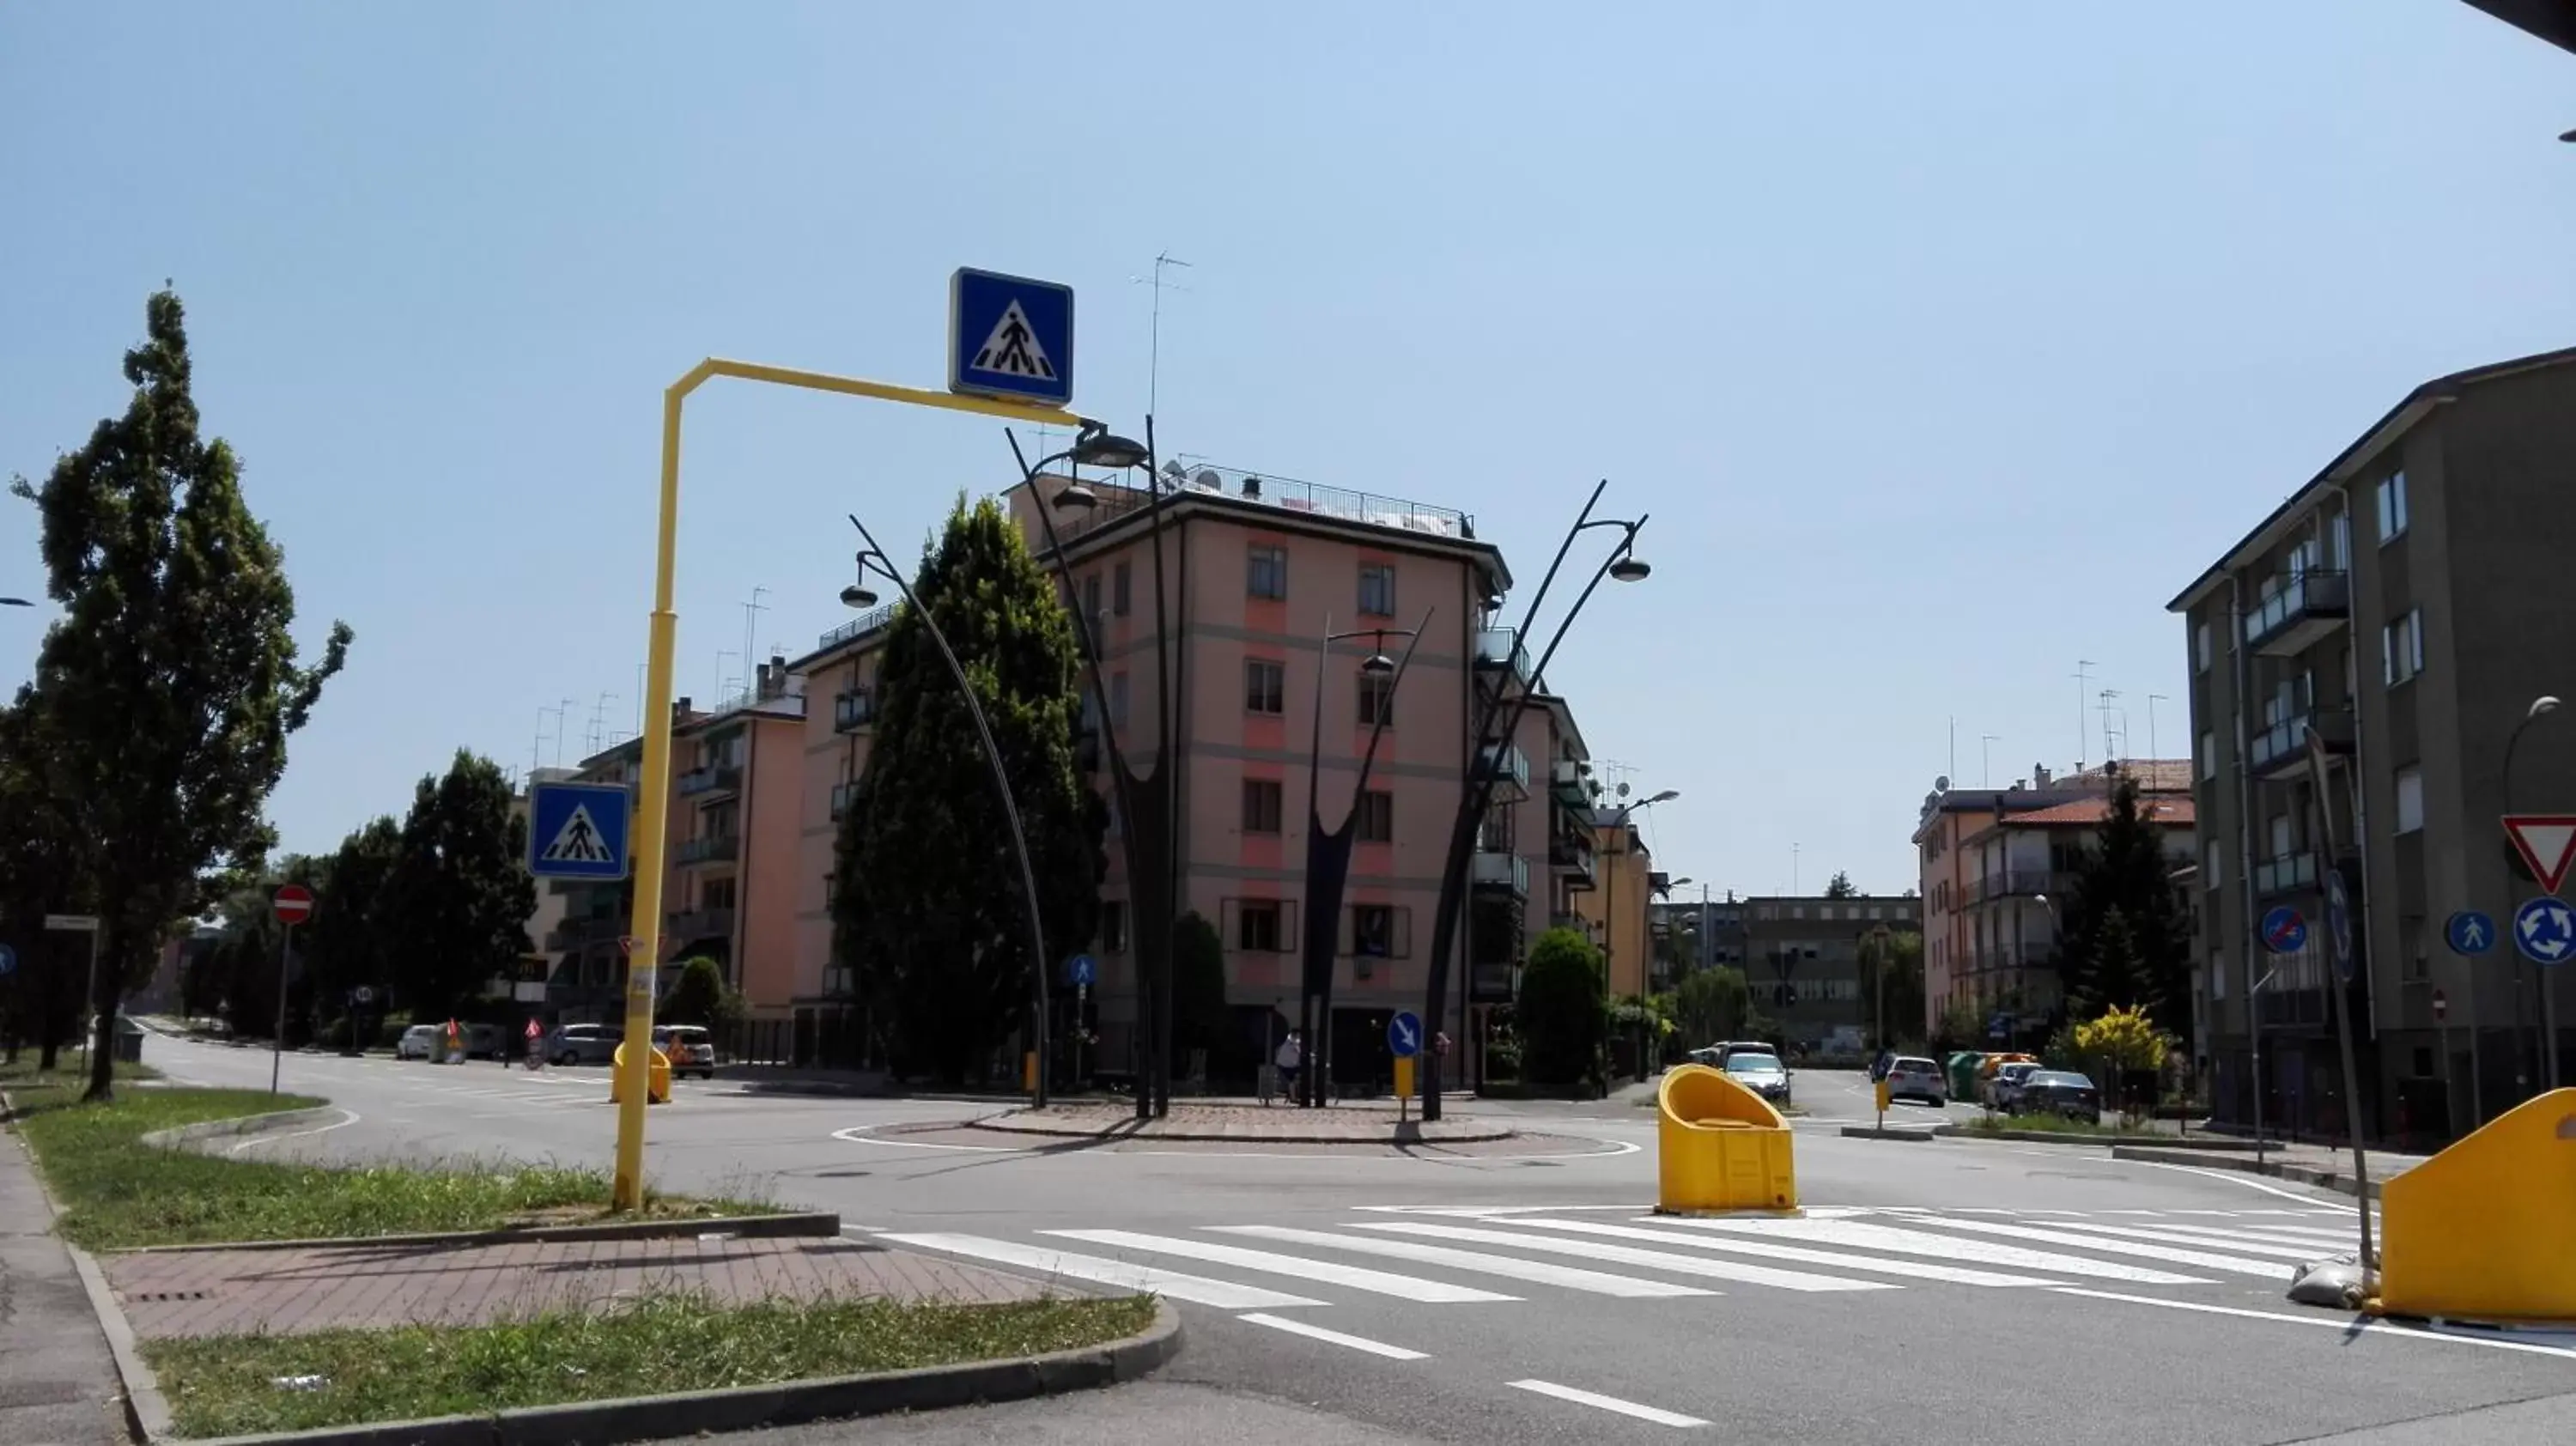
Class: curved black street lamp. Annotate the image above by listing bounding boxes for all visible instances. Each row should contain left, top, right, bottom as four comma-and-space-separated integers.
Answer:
1420, 482, 1651, 1121
841, 513, 1054, 1109
1297, 618, 1431, 1108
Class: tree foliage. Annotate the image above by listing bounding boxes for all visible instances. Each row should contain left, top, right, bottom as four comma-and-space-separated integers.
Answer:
382, 750, 532, 1018
832, 496, 1108, 1083
304, 817, 400, 1024
1170, 910, 1230, 1073
1517, 927, 1606, 1085
661, 956, 744, 1030
2070, 905, 2162, 1021
1823, 871, 1861, 899
0, 694, 90, 1066
10, 291, 352, 1098
2055, 773, 2189, 1037
2072, 1003, 2168, 1073
1671, 965, 1753, 1047
1857, 929, 1928, 1050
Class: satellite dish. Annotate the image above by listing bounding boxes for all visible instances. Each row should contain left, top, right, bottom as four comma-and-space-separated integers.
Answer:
1934, 775, 1951, 793
1160, 459, 1186, 479
1616, 781, 1632, 799
1191, 468, 1223, 491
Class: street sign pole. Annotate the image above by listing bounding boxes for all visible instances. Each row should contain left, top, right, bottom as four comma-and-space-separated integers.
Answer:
82, 927, 100, 1077
2306, 724, 2373, 1273
271, 921, 295, 1095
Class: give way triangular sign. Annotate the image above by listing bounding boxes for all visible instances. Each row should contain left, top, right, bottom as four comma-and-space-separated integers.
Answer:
2504, 814, 2576, 895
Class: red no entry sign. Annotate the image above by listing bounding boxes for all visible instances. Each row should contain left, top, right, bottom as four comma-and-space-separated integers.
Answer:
271, 884, 316, 927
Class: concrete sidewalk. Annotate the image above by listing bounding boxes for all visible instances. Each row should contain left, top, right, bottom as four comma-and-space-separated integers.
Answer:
2111, 1139, 2430, 1199
0, 1121, 129, 1446
966, 1101, 1510, 1144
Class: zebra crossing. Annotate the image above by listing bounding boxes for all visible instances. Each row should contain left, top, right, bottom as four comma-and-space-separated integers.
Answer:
881, 1206, 2366, 1313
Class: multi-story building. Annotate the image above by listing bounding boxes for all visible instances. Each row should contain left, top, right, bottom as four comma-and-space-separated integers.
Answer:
1741, 893, 1923, 1051
1649, 893, 1747, 978
1576, 808, 1660, 1001
2169, 345, 2576, 1145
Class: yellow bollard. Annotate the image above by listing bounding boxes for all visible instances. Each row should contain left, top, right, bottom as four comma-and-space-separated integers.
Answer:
609, 1042, 671, 1106
1656, 1063, 1797, 1213
2378, 1086, 2576, 1321
1024, 1050, 1038, 1094
1393, 1056, 1415, 1099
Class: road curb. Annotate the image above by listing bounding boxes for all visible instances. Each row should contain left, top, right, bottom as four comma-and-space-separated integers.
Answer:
2110, 1144, 2387, 1199
1933, 1125, 2263, 1150
963, 1109, 1513, 1146
139, 1103, 343, 1153
175, 1299, 1183, 1446
1838, 1125, 1935, 1141
111, 1211, 843, 1255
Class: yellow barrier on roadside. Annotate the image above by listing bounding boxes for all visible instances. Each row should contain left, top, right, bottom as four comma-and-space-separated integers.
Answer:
2379, 1086, 2576, 1322
1656, 1062, 1796, 1213
610, 1042, 671, 1106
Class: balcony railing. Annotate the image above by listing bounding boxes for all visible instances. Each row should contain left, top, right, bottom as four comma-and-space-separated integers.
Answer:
2250, 709, 2356, 780
1549, 757, 1590, 805
834, 690, 875, 733
2256, 853, 2318, 897
1469, 962, 1520, 1003
675, 834, 740, 866
829, 781, 861, 822
1968, 869, 2067, 903
1549, 911, 1590, 934
1478, 743, 1531, 793
543, 915, 624, 953
817, 602, 896, 653
1471, 850, 1530, 896
1551, 835, 1597, 882
666, 908, 735, 941
1473, 628, 1533, 687
1054, 462, 1473, 547
676, 764, 741, 798
2245, 570, 2351, 655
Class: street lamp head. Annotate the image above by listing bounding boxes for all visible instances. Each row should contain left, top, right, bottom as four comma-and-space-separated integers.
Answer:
1607, 555, 1652, 583
1645, 788, 1680, 805
1360, 652, 1396, 677
840, 583, 879, 610
1052, 480, 1101, 512
0, 597, 29, 607
2531, 696, 2562, 720
1071, 430, 1151, 471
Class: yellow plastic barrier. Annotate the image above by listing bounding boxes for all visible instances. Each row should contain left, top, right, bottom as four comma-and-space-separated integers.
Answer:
1656, 1062, 1796, 1213
609, 1042, 671, 1106
2379, 1086, 2576, 1322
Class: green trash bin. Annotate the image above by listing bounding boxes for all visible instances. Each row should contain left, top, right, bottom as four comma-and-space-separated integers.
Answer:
1946, 1051, 1984, 1102
114, 1018, 146, 1064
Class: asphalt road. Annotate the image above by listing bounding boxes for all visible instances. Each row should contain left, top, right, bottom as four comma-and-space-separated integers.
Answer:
145, 1035, 2576, 1445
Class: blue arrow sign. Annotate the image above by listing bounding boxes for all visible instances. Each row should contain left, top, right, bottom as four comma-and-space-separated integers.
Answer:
2514, 896, 2575, 967
0, 942, 15, 977
1388, 1010, 1423, 1059
2259, 906, 2308, 957
526, 781, 633, 882
2324, 869, 2356, 984
950, 268, 1074, 408
1066, 953, 1096, 987
2445, 909, 2496, 957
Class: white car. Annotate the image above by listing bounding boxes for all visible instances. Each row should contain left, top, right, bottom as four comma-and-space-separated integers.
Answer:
396, 1024, 440, 1060
1884, 1055, 1947, 1107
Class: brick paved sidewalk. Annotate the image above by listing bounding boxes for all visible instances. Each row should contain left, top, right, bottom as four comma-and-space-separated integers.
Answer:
108, 1233, 1046, 1340
964, 1101, 1510, 1143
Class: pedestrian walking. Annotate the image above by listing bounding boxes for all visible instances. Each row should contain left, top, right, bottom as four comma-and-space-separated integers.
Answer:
1275, 1030, 1303, 1103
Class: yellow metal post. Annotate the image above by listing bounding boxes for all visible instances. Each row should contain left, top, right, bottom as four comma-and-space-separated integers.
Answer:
610, 358, 1091, 1212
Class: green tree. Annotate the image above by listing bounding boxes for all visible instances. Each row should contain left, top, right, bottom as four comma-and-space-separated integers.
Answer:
304, 817, 401, 1026
0, 692, 90, 1066
197, 857, 325, 1043
661, 956, 744, 1030
1824, 871, 1861, 899
1517, 927, 1607, 1086
382, 750, 533, 1017
2055, 772, 2190, 1038
2071, 905, 2162, 1021
1857, 929, 1928, 1050
833, 495, 1107, 1084
11, 291, 352, 1099
1672, 964, 1752, 1047
1170, 910, 1230, 1075
1932, 998, 1986, 1054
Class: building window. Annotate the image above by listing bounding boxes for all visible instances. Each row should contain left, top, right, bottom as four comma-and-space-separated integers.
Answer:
1248, 544, 1287, 600
1083, 573, 1102, 622
1242, 779, 1284, 834
1358, 789, 1394, 844
1113, 561, 1132, 617
1353, 904, 1396, 957
2195, 622, 2211, 674
1100, 900, 1129, 952
1245, 659, 1285, 714
1238, 902, 1284, 952
2395, 764, 2425, 834
1110, 671, 1130, 727
1358, 671, 1395, 726
2199, 730, 2215, 781
2205, 840, 2221, 888
2377, 471, 2409, 543
2383, 609, 2424, 687
1358, 564, 1395, 617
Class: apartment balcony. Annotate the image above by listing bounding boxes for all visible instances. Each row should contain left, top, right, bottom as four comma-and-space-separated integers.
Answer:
1549, 757, 1591, 806
666, 908, 736, 943
1473, 628, 1533, 688
1477, 744, 1531, 797
2245, 570, 2351, 657
829, 781, 861, 823
674, 834, 740, 866
543, 915, 624, 953
676, 764, 741, 799
1469, 962, 1520, 1004
1471, 849, 1530, 896
2255, 852, 2318, 898
1966, 869, 2069, 905
834, 690, 875, 734
1548, 911, 1590, 935
1550, 835, 1597, 888
2249, 708, 2357, 781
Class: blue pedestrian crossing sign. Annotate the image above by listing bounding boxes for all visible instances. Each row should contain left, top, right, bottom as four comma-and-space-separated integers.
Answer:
2258, 906, 2307, 956
2513, 896, 2575, 967
1066, 953, 1097, 987
526, 781, 632, 881
2324, 869, 2356, 983
1388, 1010, 1424, 1059
949, 268, 1073, 408
0, 942, 14, 976
2445, 909, 2497, 957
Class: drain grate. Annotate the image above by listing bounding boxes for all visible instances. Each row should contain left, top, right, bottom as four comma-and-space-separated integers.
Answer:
133, 1290, 211, 1303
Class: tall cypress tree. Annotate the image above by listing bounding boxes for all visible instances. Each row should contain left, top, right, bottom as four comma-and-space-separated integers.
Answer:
2055, 773, 2190, 1036
12, 292, 352, 1099
381, 751, 534, 1017
832, 495, 1104, 1084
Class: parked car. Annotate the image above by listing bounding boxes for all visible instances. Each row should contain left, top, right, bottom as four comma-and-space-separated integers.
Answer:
396, 1024, 440, 1060
1722, 1050, 1793, 1108
1985, 1060, 2042, 1111
653, 1024, 718, 1079
2020, 1070, 2102, 1121
1685, 1040, 1773, 1069
1884, 1055, 1947, 1106
461, 1022, 504, 1060
545, 1023, 621, 1066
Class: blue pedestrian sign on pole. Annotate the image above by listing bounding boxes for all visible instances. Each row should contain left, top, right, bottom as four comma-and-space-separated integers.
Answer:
526, 781, 633, 881
2259, 906, 2308, 957
949, 268, 1074, 408
2513, 896, 2575, 967
1388, 1010, 1424, 1059
1066, 953, 1096, 987
2324, 869, 2356, 984
0, 942, 14, 977
2445, 909, 2497, 957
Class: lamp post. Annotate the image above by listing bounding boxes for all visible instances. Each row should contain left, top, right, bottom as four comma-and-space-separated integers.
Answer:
1600, 786, 1678, 1083
1006, 422, 1179, 1121
2505, 695, 2562, 1095
1299, 621, 1429, 1107
840, 514, 1056, 1109
1419, 485, 1651, 1122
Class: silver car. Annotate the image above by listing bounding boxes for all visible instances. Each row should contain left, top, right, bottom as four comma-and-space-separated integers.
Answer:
1986, 1060, 2041, 1111
1885, 1055, 1947, 1106
545, 1023, 621, 1066
1722, 1051, 1793, 1108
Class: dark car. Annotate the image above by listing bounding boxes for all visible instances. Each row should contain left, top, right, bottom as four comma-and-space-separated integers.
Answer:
2020, 1069, 2101, 1121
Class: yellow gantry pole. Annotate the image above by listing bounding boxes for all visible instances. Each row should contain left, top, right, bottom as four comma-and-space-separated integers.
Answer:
611, 358, 1091, 1211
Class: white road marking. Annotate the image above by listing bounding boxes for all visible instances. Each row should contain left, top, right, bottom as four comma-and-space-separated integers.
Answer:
830, 1124, 1019, 1153
2123, 1158, 2357, 1206
2055, 1290, 2576, 1358
1681, 1217, 2206, 1285
1354, 1222, 1893, 1293
1509, 1379, 1710, 1428
2038, 1219, 2336, 1261
878, 1233, 1321, 1309
223, 1109, 361, 1155
1896, 1216, 2293, 1278
1236, 1313, 1429, 1360
1046, 1230, 1516, 1303
1537, 1218, 2057, 1287
1212, 1226, 1714, 1298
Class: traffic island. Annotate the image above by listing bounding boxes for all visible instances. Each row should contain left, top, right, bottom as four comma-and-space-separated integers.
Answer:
963, 1100, 1517, 1146
1838, 1124, 1935, 1141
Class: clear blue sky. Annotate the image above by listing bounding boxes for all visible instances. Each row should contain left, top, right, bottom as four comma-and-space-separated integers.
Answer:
5, 3, 2573, 898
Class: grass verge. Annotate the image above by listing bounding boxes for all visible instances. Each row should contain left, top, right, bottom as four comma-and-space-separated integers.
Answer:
9, 1084, 765, 1249
0, 1053, 161, 1089
144, 1293, 1158, 1438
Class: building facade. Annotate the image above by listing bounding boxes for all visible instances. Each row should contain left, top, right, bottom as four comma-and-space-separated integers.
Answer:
1741, 893, 1922, 1051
